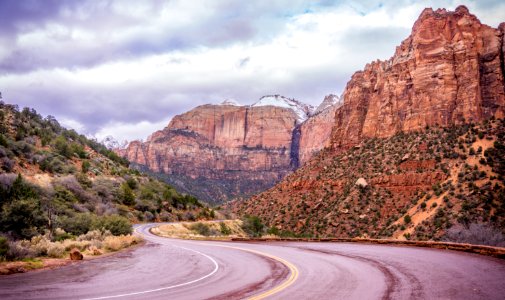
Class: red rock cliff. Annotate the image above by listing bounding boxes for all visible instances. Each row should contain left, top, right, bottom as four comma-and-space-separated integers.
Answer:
121, 103, 299, 203
331, 6, 505, 149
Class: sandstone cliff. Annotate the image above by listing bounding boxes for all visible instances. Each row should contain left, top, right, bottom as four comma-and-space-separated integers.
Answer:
121, 102, 301, 203
233, 6, 505, 240
331, 6, 505, 150
299, 94, 341, 164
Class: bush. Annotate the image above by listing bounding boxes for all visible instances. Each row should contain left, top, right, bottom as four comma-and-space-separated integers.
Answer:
103, 235, 139, 251
404, 215, 411, 224
190, 222, 211, 236
47, 243, 65, 258
59, 214, 96, 236
0, 237, 9, 259
219, 222, 232, 235
241, 215, 265, 237
121, 183, 135, 206
94, 215, 132, 236
6, 240, 34, 260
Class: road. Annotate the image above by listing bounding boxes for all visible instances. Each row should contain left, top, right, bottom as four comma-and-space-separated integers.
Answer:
1, 223, 505, 299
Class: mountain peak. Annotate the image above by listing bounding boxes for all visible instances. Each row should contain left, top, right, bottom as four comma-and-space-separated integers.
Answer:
314, 94, 341, 115
252, 94, 314, 123
101, 135, 128, 150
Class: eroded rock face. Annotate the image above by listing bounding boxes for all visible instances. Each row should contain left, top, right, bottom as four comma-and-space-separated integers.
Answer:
121, 104, 299, 203
331, 6, 505, 150
299, 95, 341, 164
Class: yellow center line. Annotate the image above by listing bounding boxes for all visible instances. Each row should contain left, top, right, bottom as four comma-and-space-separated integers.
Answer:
202, 244, 299, 300
139, 224, 300, 299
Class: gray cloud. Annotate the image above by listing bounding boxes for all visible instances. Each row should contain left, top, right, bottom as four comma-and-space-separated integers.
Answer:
0, 0, 504, 141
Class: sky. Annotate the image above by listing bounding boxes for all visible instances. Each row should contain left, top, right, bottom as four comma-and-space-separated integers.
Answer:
0, 0, 504, 142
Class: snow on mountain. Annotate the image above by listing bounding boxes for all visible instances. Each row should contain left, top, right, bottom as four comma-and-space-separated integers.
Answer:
101, 135, 128, 150
314, 94, 342, 115
252, 95, 314, 123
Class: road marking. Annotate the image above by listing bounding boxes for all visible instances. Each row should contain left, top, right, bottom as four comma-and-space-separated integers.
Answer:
214, 245, 299, 300
85, 224, 299, 299
154, 226, 300, 299
81, 224, 219, 300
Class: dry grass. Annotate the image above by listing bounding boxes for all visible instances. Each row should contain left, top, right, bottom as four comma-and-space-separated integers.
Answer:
153, 220, 247, 240
3, 229, 142, 262
103, 235, 141, 251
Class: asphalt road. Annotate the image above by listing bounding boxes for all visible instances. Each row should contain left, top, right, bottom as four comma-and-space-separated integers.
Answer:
1, 223, 505, 299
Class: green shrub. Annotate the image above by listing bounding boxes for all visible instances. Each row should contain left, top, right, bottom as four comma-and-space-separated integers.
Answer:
219, 222, 232, 235
59, 214, 96, 236
0, 237, 9, 259
94, 215, 132, 236
241, 215, 265, 237
81, 160, 91, 173
404, 215, 411, 224
121, 183, 135, 206
190, 222, 211, 236
190, 222, 209, 234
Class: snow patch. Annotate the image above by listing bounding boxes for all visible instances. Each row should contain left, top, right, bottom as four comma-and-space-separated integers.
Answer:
100, 135, 128, 150
252, 94, 314, 123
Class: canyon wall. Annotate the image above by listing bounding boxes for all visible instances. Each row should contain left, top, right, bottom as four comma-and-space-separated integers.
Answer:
234, 6, 505, 239
331, 6, 505, 150
121, 104, 300, 203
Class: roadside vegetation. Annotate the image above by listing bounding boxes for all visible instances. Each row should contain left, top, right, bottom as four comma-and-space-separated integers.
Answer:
0, 102, 214, 268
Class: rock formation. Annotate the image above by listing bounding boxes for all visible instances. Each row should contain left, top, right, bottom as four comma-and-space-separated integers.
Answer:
120, 94, 343, 203
299, 94, 341, 164
331, 6, 505, 150
233, 6, 505, 240
121, 102, 301, 203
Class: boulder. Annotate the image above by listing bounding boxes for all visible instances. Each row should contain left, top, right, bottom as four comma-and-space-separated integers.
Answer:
69, 248, 83, 260
355, 178, 368, 187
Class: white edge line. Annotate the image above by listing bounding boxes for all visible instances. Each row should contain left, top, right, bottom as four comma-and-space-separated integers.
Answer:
81, 225, 220, 300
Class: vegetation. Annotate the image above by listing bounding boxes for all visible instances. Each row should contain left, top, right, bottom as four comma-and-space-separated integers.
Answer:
0, 101, 213, 261
2, 229, 141, 262
236, 118, 505, 242
241, 215, 265, 237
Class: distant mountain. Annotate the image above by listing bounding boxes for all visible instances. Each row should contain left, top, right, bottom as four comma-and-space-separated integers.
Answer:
252, 94, 314, 123
313, 94, 341, 115
118, 94, 339, 203
100, 135, 128, 150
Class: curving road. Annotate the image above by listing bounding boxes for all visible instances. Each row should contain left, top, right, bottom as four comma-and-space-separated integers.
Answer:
1, 223, 505, 299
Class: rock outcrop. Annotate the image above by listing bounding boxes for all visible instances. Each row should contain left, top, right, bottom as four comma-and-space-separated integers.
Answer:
331, 6, 505, 150
299, 94, 341, 164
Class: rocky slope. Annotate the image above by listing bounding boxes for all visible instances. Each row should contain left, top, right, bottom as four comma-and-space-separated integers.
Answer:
233, 6, 505, 241
235, 118, 505, 240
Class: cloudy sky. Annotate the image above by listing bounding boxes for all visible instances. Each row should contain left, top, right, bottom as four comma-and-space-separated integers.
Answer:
0, 0, 504, 142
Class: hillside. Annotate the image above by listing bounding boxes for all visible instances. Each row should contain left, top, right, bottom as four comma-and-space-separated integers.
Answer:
233, 6, 505, 243
0, 101, 213, 242
234, 118, 505, 240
